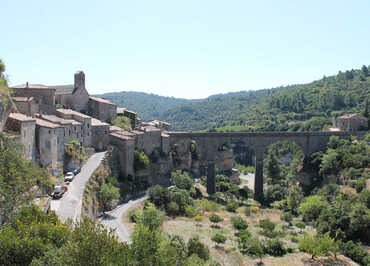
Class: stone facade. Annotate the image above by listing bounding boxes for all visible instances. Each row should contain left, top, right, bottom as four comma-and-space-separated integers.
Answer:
91, 118, 110, 151
12, 97, 38, 116
5, 113, 36, 160
88, 96, 117, 123
56, 109, 92, 147
337, 113, 368, 131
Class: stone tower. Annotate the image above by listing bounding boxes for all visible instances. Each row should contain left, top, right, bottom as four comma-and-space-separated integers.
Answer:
74, 71, 85, 90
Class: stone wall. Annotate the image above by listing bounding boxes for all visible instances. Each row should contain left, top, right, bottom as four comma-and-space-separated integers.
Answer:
91, 123, 110, 151
88, 97, 117, 123
36, 126, 58, 171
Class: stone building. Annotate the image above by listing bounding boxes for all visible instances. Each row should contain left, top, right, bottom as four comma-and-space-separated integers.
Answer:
12, 97, 38, 116
91, 118, 110, 151
337, 113, 368, 131
35, 118, 62, 172
142, 120, 171, 131
11, 84, 56, 114
117, 108, 138, 129
39, 114, 83, 147
5, 113, 36, 160
56, 109, 92, 147
88, 96, 117, 123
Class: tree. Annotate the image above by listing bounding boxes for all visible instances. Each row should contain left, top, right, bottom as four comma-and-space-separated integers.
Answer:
0, 134, 52, 225
361, 65, 369, 76
187, 235, 210, 261
264, 152, 281, 184
171, 170, 193, 190
97, 183, 120, 214
138, 204, 164, 230
287, 185, 304, 215
299, 195, 328, 222
298, 234, 337, 260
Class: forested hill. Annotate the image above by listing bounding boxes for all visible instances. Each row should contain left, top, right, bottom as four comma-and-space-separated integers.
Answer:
94, 91, 198, 121
97, 65, 370, 131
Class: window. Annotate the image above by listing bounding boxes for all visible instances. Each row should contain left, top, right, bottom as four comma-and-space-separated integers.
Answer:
24, 130, 26, 138
87, 123, 90, 128
48, 130, 51, 134
69, 130, 71, 136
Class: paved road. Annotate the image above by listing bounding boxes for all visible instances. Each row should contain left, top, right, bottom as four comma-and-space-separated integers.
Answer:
51, 152, 107, 223
99, 195, 147, 243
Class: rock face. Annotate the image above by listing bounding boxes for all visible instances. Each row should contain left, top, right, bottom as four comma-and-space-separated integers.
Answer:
0, 93, 16, 132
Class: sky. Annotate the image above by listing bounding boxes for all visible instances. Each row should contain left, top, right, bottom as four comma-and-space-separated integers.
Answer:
2, 0, 370, 99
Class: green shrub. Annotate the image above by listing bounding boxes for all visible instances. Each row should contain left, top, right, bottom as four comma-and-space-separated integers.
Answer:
198, 200, 221, 212
281, 212, 293, 225
209, 214, 223, 224
341, 241, 370, 265
185, 206, 198, 218
171, 170, 193, 190
166, 201, 180, 216
226, 202, 239, 212
187, 235, 210, 261
128, 209, 141, 223
194, 216, 203, 222
264, 239, 286, 256
134, 150, 149, 171
231, 216, 248, 231
259, 219, 276, 232
299, 195, 328, 222
355, 178, 366, 193
211, 233, 227, 245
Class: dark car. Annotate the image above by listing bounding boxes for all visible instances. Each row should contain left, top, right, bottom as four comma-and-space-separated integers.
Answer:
52, 186, 67, 199
73, 166, 81, 175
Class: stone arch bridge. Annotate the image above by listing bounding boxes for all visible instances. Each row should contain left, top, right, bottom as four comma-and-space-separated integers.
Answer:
168, 131, 367, 202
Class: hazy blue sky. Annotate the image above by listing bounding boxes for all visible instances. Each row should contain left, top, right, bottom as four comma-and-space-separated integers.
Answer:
2, 0, 370, 98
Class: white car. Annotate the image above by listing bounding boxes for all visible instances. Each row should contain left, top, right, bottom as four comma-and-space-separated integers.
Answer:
64, 172, 75, 182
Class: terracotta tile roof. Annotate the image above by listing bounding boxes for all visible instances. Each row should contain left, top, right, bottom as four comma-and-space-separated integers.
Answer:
8, 112, 36, 122
35, 119, 61, 129
339, 113, 367, 119
91, 117, 110, 126
49, 85, 74, 95
12, 96, 34, 102
40, 115, 81, 126
109, 132, 135, 141
89, 96, 115, 105
56, 109, 91, 119
12, 84, 50, 89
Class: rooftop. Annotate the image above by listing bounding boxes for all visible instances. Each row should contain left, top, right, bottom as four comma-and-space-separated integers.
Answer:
8, 112, 36, 122
12, 96, 34, 102
117, 107, 127, 114
35, 118, 61, 129
89, 96, 115, 105
12, 83, 75, 95
91, 117, 110, 126
12, 84, 50, 89
40, 114, 81, 126
56, 109, 91, 119
339, 113, 367, 119
109, 132, 135, 141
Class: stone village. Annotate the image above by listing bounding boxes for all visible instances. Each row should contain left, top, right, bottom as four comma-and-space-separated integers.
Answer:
1, 71, 368, 202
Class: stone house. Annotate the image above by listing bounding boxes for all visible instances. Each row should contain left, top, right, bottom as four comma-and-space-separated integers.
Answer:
11, 84, 56, 114
35, 118, 62, 172
337, 113, 368, 131
88, 96, 117, 123
39, 114, 83, 146
56, 109, 92, 147
117, 108, 138, 129
91, 118, 110, 151
5, 113, 36, 160
12, 97, 38, 116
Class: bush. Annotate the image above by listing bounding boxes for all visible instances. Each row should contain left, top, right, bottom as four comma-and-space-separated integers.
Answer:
264, 239, 286, 256
211, 233, 227, 245
209, 214, 223, 224
198, 200, 221, 212
128, 209, 141, 223
185, 206, 198, 218
281, 212, 293, 225
134, 150, 149, 171
226, 202, 239, 212
259, 219, 276, 232
341, 241, 370, 265
355, 178, 366, 193
231, 216, 248, 231
194, 215, 203, 222
187, 236, 210, 261
166, 201, 180, 216
171, 170, 193, 190
299, 195, 328, 222
250, 206, 259, 213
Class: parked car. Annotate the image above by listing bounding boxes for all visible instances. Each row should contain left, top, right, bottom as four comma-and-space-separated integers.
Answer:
52, 185, 67, 199
73, 166, 81, 175
64, 172, 75, 182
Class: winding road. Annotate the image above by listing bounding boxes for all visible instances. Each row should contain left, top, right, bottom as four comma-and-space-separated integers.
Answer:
51, 151, 107, 223
99, 195, 148, 243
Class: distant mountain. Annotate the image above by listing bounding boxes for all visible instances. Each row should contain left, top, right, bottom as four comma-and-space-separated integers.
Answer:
97, 65, 370, 131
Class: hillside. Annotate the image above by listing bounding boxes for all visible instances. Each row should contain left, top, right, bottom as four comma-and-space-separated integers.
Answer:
98, 65, 370, 131
94, 91, 198, 121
